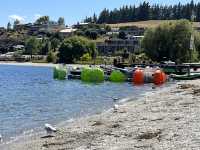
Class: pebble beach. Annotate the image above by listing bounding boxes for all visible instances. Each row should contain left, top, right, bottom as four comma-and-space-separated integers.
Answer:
1, 80, 200, 150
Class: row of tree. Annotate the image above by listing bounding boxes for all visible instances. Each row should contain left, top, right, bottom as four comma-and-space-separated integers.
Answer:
85, 1, 200, 24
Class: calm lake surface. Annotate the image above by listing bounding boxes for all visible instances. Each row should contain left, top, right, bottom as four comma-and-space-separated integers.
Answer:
0, 64, 154, 141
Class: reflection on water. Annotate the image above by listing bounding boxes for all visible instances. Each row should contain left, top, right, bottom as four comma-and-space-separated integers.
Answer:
0, 65, 153, 141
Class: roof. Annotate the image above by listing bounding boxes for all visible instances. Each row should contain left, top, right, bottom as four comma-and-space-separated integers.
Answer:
59, 28, 77, 33
13, 45, 25, 49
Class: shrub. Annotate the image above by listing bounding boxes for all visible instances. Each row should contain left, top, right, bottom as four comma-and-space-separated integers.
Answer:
80, 53, 92, 61
47, 51, 57, 63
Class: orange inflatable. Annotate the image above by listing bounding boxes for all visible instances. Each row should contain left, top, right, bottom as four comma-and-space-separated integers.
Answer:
133, 68, 144, 85
153, 69, 167, 85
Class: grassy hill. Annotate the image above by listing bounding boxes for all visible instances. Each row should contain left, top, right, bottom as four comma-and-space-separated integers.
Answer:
107, 20, 200, 28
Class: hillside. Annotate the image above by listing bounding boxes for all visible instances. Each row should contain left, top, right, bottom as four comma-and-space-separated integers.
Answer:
107, 20, 200, 28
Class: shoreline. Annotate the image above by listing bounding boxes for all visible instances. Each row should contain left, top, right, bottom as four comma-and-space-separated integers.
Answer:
1, 80, 198, 149
0, 62, 58, 67
0, 87, 157, 147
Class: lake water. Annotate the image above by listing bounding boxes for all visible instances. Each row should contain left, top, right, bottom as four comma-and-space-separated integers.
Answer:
0, 64, 154, 141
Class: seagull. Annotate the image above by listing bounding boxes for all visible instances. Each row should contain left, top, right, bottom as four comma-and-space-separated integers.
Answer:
0, 134, 2, 143
112, 97, 119, 102
113, 104, 119, 112
44, 124, 57, 136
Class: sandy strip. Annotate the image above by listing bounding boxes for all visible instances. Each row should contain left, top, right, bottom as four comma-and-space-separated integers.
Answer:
0, 62, 58, 67
1, 80, 200, 150
0, 62, 91, 68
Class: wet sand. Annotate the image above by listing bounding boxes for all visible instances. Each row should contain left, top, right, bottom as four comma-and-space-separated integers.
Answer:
1, 80, 200, 150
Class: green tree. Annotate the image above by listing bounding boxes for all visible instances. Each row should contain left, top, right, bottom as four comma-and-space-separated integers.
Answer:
58, 17, 65, 25
119, 31, 126, 39
58, 36, 97, 63
80, 53, 92, 61
35, 16, 50, 24
7, 22, 11, 30
25, 37, 40, 58
142, 20, 198, 63
97, 8, 110, 23
85, 30, 98, 40
51, 38, 60, 51
47, 51, 57, 63
44, 41, 51, 54
13, 19, 20, 29
93, 14, 97, 23
194, 31, 200, 60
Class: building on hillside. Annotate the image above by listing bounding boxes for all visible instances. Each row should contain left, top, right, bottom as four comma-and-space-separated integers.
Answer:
122, 27, 145, 36
107, 26, 145, 37
14, 23, 66, 35
59, 28, 77, 37
73, 22, 89, 29
13, 45, 25, 51
96, 36, 144, 55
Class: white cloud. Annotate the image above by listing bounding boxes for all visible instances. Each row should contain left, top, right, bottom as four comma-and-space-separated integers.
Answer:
34, 14, 42, 21
9, 14, 25, 22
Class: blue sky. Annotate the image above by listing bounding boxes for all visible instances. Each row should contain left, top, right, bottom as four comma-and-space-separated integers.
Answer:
0, 0, 196, 27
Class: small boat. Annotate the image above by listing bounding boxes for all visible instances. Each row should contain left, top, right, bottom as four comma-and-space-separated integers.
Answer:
170, 73, 200, 80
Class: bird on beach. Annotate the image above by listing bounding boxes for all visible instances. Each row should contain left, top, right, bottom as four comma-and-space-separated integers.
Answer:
113, 104, 119, 112
44, 124, 57, 136
0, 134, 2, 143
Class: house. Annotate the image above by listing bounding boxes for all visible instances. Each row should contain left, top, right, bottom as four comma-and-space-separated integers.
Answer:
73, 22, 89, 29
13, 45, 25, 51
15, 23, 66, 35
59, 28, 77, 37
96, 36, 144, 55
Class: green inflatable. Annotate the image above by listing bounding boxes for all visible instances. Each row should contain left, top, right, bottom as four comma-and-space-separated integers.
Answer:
81, 68, 104, 83
53, 67, 67, 80
109, 70, 126, 82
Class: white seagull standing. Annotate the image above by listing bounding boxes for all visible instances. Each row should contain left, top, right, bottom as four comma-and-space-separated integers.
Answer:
0, 134, 2, 143
44, 124, 57, 136
113, 104, 119, 112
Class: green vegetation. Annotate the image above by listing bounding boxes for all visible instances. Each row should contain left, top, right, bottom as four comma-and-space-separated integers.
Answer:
142, 20, 199, 63
74, 23, 109, 40
85, 1, 200, 24
109, 70, 126, 82
47, 51, 57, 63
81, 68, 104, 83
80, 53, 92, 61
25, 37, 40, 57
58, 17, 65, 26
35, 16, 50, 25
58, 36, 97, 64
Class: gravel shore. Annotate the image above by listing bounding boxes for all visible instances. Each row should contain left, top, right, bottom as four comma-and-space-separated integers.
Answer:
1, 80, 200, 150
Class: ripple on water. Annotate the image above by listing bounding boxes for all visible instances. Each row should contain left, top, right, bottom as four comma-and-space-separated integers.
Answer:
0, 64, 156, 142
